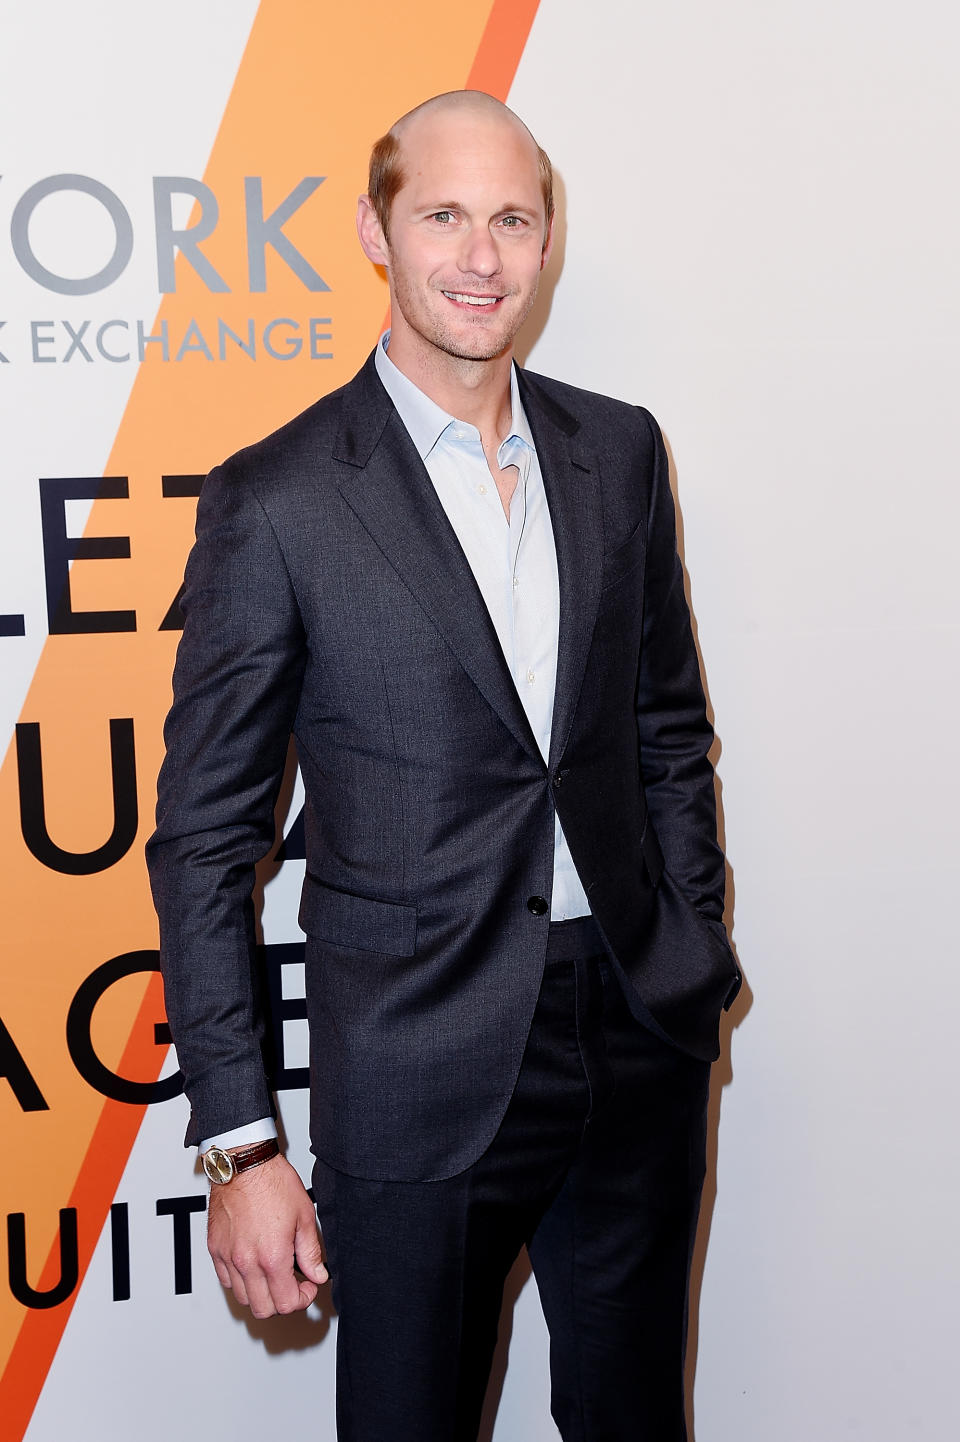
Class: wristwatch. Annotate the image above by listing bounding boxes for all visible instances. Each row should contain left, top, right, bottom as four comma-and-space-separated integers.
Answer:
201, 1137, 281, 1185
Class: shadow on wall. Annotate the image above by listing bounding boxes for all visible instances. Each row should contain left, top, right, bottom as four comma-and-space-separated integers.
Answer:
662, 426, 753, 1441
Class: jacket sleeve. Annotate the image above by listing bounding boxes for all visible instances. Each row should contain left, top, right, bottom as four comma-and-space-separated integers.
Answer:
145, 460, 307, 1145
634, 408, 727, 924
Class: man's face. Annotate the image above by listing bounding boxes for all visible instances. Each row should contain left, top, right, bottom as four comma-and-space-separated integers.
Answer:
361, 106, 552, 369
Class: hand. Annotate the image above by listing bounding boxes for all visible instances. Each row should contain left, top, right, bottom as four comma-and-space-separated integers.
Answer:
207, 1153, 328, 1317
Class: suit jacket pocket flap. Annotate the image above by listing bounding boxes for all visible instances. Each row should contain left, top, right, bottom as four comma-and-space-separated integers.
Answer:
298, 875, 417, 956
600, 519, 645, 592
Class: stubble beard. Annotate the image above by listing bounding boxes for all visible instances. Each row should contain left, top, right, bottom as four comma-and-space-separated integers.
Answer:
392, 274, 539, 366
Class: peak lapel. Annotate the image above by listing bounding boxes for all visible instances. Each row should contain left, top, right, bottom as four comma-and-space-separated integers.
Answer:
333, 360, 543, 765
518, 371, 604, 773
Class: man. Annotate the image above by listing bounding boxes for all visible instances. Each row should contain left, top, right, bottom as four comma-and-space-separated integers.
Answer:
147, 90, 740, 1441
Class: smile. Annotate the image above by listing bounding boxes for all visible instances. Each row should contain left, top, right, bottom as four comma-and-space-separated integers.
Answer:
442, 292, 503, 307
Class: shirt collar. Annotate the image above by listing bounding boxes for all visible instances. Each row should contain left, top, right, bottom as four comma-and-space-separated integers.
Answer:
374, 331, 534, 461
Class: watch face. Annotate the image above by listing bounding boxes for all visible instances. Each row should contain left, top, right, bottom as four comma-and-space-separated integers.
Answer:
202, 1148, 235, 1185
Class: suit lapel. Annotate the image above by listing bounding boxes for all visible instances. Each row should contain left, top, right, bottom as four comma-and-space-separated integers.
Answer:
333, 355, 543, 764
518, 370, 604, 772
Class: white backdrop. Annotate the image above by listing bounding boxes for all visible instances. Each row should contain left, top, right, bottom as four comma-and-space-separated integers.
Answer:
5, 2, 958, 1438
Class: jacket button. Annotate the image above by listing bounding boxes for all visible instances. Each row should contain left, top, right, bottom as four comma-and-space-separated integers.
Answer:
527, 895, 548, 916
552, 770, 564, 787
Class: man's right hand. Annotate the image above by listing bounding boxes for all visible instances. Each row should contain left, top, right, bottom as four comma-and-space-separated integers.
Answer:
207, 1153, 328, 1317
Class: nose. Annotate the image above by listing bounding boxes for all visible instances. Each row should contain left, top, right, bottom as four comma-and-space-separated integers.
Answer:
458, 224, 502, 279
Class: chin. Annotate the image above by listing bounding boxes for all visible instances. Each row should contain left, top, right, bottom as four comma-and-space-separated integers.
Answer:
441, 337, 512, 363
431, 319, 517, 363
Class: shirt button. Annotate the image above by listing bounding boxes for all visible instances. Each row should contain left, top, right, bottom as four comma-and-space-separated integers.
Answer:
527, 895, 548, 916
512, 576, 519, 588
526, 669, 535, 684
477, 484, 487, 495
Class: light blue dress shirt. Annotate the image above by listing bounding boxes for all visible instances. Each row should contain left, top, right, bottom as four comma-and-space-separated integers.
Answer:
201, 337, 589, 1153
373, 333, 589, 921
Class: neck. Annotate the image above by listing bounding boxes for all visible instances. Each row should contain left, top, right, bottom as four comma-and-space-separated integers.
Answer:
386, 328, 515, 446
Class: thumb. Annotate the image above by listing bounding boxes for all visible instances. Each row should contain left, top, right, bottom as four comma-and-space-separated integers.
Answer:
294, 1209, 328, 1284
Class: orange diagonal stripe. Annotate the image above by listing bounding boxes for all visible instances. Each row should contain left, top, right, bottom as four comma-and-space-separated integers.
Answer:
0, 1, 541, 1434
0, 975, 166, 1441
466, 0, 543, 95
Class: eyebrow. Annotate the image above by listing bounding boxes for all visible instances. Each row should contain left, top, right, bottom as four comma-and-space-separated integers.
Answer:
415, 199, 540, 217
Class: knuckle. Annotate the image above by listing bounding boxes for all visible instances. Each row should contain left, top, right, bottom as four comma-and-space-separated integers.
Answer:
261, 1249, 290, 1276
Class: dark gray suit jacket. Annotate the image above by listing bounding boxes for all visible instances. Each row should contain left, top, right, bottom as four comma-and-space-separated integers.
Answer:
147, 351, 740, 1181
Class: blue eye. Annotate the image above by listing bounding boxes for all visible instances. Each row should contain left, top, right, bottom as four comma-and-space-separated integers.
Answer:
432, 211, 453, 224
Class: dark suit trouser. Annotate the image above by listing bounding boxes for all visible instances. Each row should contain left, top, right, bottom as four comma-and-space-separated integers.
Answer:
313, 918, 711, 1442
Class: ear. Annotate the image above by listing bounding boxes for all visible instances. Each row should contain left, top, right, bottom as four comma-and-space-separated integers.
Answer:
540, 212, 555, 271
357, 195, 390, 267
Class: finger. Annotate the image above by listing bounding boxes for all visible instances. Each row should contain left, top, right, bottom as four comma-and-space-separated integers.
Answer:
206, 1195, 236, 1292
224, 1261, 251, 1309
207, 1225, 239, 1293
263, 1251, 311, 1315
211, 1255, 232, 1289
294, 1212, 328, 1286
238, 1264, 277, 1319
216, 1251, 253, 1309
291, 1277, 319, 1310
273, 1275, 316, 1313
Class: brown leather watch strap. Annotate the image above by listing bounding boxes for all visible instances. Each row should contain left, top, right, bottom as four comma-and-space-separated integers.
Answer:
202, 1137, 281, 1184
230, 1138, 281, 1174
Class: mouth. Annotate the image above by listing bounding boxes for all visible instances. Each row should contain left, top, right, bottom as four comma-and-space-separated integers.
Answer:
441, 291, 504, 310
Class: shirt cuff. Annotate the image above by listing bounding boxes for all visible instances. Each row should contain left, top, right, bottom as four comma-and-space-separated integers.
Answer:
199, 1118, 278, 1154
